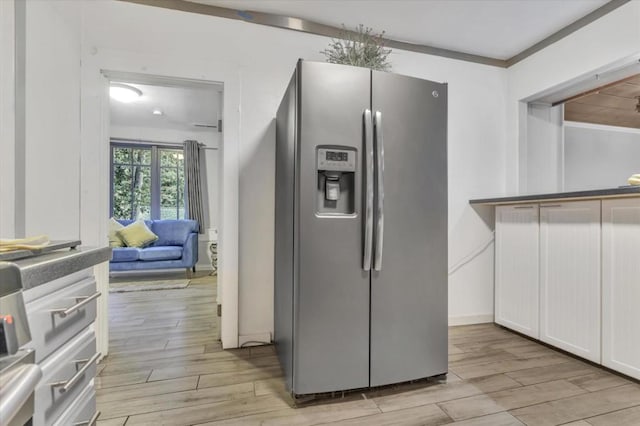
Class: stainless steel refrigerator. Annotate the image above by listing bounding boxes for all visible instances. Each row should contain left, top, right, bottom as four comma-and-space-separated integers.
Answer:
275, 60, 448, 396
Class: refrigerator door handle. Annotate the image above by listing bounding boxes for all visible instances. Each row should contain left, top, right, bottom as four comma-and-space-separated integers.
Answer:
373, 111, 385, 271
363, 109, 374, 271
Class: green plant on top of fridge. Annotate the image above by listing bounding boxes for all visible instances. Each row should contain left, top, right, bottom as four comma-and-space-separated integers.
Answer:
321, 24, 392, 71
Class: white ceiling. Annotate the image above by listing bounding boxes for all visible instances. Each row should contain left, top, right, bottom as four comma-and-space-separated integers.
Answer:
109, 82, 222, 132
197, 0, 609, 60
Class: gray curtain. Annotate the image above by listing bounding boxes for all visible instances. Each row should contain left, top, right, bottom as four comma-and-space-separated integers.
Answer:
184, 140, 205, 233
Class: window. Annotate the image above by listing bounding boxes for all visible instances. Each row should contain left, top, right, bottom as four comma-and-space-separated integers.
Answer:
110, 142, 185, 220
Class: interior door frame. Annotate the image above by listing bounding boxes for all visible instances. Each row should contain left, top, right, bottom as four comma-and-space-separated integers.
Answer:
81, 50, 241, 350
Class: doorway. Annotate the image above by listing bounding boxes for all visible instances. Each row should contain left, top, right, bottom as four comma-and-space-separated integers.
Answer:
104, 73, 224, 344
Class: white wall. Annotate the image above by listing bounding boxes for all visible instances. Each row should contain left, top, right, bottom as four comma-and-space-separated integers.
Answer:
19, 0, 508, 346
525, 104, 563, 194
23, 0, 82, 239
80, 0, 507, 334
16, 0, 640, 347
388, 50, 507, 323
0, 0, 15, 238
110, 123, 220, 270
507, 1, 640, 194
564, 123, 640, 191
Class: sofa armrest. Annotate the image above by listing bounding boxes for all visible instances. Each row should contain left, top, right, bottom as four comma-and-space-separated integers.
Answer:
182, 232, 199, 267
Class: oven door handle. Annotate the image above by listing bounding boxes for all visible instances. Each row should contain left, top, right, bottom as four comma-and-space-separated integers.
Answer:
0, 363, 42, 426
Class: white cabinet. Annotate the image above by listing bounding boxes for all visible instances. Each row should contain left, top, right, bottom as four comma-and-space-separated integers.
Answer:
495, 204, 539, 338
539, 200, 601, 363
602, 198, 640, 379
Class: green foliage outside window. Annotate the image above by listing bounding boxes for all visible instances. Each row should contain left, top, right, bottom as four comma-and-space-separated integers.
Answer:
160, 150, 185, 219
111, 145, 185, 220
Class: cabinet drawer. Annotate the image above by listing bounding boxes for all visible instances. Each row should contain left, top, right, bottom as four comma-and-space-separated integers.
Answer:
34, 328, 97, 426
25, 276, 99, 362
53, 382, 98, 426
23, 269, 93, 304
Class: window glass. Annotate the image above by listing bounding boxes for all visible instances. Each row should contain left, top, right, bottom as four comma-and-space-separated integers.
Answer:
110, 144, 185, 220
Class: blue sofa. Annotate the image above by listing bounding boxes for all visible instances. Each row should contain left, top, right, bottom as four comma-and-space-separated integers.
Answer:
109, 219, 199, 276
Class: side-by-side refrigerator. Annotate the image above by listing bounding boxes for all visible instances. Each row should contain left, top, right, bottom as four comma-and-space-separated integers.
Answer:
275, 60, 448, 395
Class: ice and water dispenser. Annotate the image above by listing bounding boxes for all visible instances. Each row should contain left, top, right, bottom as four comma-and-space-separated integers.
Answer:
316, 147, 356, 215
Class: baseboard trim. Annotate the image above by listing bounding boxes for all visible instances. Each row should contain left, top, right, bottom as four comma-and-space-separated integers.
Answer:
238, 332, 272, 347
195, 263, 214, 271
448, 314, 494, 326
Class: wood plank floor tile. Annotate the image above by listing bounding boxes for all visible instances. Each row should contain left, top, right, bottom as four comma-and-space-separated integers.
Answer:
438, 379, 586, 421
125, 394, 291, 425
98, 382, 255, 420
98, 276, 640, 425
198, 365, 284, 389
318, 403, 450, 426
447, 411, 525, 425
585, 405, 640, 426
254, 377, 287, 397
567, 372, 631, 392
451, 355, 569, 380
101, 345, 206, 365
373, 375, 513, 413
96, 376, 199, 403
198, 399, 380, 426
510, 383, 640, 426
100, 347, 253, 376
95, 370, 151, 389
454, 337, 539, 354
148, 354, 281, 381
96, 417, 128, 426
449, 345, 464, 355
505, 360, 599, 386
449, 349, 519, 368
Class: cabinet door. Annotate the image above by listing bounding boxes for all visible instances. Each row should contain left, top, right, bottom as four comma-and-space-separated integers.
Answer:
495, 204, 539, 338
602, 198, 640, 379
540, 200, 601, 362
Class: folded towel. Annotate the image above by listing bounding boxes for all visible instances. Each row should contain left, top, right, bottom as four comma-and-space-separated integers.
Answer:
0, 235, 50, 252
628, 174, 640, 186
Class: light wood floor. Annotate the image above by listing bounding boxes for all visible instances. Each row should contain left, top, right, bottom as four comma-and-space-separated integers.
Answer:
97, 274, 640, 426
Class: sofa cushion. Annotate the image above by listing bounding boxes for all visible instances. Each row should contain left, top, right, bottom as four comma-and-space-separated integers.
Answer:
111, 247, 141, 262
151, 220, 198, 246
138, 246, 183, 261
108, 218, 126, 247
117, 219, 159, 248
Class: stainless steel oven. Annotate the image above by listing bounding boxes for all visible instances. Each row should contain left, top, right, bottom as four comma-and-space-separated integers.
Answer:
0, 262, 41, 426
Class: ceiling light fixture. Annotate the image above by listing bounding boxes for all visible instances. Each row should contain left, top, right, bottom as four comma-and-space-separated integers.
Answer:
152, 109, 164, 116
109, 83, 142, 103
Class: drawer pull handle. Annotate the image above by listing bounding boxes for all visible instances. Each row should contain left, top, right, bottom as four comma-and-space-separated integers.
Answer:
50, 352, 101, 393
51, 292, 101, 318
74, 410, 101, 426
540, 204, 562, 208
514, 205, 534, 209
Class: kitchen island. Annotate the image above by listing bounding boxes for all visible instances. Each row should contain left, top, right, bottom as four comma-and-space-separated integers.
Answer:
471, 187, 640, 381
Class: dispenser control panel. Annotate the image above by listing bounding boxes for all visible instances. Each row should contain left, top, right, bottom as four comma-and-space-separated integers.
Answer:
317, 148, 356, 172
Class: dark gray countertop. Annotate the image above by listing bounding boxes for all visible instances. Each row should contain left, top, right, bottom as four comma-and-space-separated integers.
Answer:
470, 186, 640, 205
5, 246, 112, 290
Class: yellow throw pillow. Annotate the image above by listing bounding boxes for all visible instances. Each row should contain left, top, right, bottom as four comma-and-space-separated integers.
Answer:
116, 219, 158, 248
108, 218, 125, 247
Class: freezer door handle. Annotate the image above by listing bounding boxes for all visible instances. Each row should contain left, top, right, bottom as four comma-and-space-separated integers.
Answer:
373, 110, 385, 271
363, 109, 374, 271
